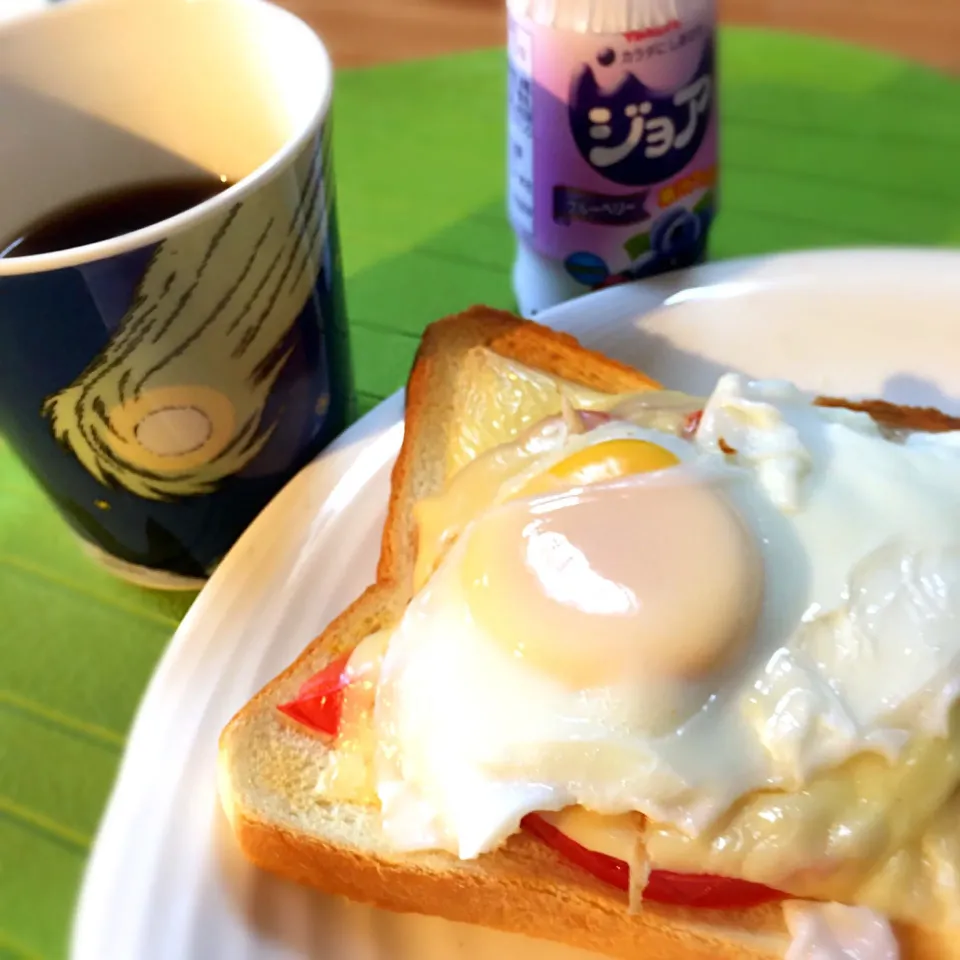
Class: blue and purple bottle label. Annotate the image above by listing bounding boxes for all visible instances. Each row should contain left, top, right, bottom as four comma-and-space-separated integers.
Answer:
508, 10, 718, 289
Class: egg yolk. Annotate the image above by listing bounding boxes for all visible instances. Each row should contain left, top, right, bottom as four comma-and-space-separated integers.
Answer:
516, 439, 680, 499
460, 470, 763, 691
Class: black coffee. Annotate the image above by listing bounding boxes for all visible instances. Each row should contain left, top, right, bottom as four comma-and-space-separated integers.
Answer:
0, 176, 233, 257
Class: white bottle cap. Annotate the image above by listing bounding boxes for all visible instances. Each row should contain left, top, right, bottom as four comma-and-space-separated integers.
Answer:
507, 0, 712, 36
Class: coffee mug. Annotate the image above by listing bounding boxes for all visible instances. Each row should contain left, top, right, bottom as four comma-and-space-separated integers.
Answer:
0, 0, 354, 589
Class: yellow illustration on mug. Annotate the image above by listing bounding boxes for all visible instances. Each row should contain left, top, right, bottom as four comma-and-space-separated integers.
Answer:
42, 144, 332, 501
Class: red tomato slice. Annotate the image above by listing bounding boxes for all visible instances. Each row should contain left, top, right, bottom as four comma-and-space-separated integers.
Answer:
277, 654, 351, 736
522, 813, 785, 910
642, 869, 785, 909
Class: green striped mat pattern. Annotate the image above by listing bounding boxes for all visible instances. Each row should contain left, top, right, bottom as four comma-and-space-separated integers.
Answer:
0, 27, 958, 959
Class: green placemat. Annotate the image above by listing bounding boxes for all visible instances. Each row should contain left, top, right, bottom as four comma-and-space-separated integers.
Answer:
1, 26, 959, 959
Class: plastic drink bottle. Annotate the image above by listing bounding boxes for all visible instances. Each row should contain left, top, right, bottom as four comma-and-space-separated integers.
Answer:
508, 0, 718, 315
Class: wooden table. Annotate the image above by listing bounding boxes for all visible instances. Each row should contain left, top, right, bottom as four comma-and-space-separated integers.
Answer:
282, 0, 959, 73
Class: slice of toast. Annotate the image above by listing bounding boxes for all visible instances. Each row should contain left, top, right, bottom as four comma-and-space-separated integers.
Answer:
219, 305, 960, 960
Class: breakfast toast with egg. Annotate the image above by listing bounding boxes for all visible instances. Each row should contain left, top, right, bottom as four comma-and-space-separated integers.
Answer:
219, 306, 960, 960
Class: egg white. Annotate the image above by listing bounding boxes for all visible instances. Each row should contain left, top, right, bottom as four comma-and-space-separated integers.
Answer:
371, 375, 960, 859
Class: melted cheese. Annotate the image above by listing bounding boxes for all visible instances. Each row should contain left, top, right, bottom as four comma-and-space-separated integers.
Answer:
539, 806, 642, 860
315, 630, 390, 805
644, 709, 960, 927
443, 348, 648, 477
414, 415, 571, 591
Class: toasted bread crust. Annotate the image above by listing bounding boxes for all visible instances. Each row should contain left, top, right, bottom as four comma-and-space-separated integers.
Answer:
814, 396, 960, 433
229, 806, 791, 959
219, 305, 960, 960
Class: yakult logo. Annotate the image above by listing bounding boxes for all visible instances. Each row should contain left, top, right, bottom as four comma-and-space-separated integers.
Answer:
568, 39, 713, 187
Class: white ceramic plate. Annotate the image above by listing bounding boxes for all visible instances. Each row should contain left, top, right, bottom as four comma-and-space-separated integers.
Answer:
72, 248, 960, 960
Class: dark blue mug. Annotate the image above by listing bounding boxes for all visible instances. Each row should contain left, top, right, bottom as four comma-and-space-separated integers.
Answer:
0, 0, 354, 588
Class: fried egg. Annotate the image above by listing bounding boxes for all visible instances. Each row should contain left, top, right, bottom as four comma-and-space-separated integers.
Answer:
412, 409, 697, 591
370, 375, 960, 860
